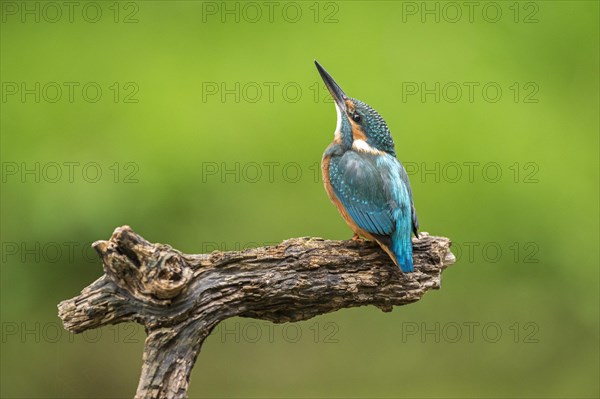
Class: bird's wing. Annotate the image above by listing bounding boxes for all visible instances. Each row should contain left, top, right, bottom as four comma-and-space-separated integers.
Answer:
328, 151, 403, 237
398, 163, 419, 236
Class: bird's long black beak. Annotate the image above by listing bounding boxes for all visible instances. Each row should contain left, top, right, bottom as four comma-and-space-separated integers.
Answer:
315, 60, 348, 111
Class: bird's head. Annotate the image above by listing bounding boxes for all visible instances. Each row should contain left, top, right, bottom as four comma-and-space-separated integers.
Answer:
315, 60, 396, 156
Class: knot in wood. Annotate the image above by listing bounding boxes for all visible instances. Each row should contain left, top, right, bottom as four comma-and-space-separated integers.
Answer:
93, 226, 192, 304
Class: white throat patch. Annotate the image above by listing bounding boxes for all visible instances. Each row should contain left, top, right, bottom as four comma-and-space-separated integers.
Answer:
333, 103, 342, 140
352, 139, 384, 155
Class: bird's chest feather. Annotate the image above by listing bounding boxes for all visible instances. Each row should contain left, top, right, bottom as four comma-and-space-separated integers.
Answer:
322, 146, 411, 217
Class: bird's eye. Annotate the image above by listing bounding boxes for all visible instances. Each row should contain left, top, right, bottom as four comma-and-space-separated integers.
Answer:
351, 112, 361, 123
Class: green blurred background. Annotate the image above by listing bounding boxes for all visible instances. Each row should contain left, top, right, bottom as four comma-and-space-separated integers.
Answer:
1, 1, 598, 398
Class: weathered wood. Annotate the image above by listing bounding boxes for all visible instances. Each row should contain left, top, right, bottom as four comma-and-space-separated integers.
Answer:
58, 226, 455, 399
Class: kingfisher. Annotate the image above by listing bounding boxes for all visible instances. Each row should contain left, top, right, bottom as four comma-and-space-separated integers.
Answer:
316, 61, 419, 272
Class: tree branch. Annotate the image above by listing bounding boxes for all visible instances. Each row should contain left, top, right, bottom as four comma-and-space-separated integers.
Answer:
57, 226, 455, 399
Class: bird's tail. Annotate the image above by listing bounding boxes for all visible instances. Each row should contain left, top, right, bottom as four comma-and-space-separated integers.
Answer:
391, 219, 414, 273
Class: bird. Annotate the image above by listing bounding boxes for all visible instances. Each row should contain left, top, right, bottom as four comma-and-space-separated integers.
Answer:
315, 60, 419, 272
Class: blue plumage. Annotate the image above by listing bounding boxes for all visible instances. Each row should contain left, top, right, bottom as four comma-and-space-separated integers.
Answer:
316, 61, 418, 272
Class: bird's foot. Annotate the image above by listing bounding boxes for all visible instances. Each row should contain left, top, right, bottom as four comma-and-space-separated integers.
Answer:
351, 234, 363, 241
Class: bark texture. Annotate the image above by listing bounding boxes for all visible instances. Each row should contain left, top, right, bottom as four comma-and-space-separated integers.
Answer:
58, 226, 455, 399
